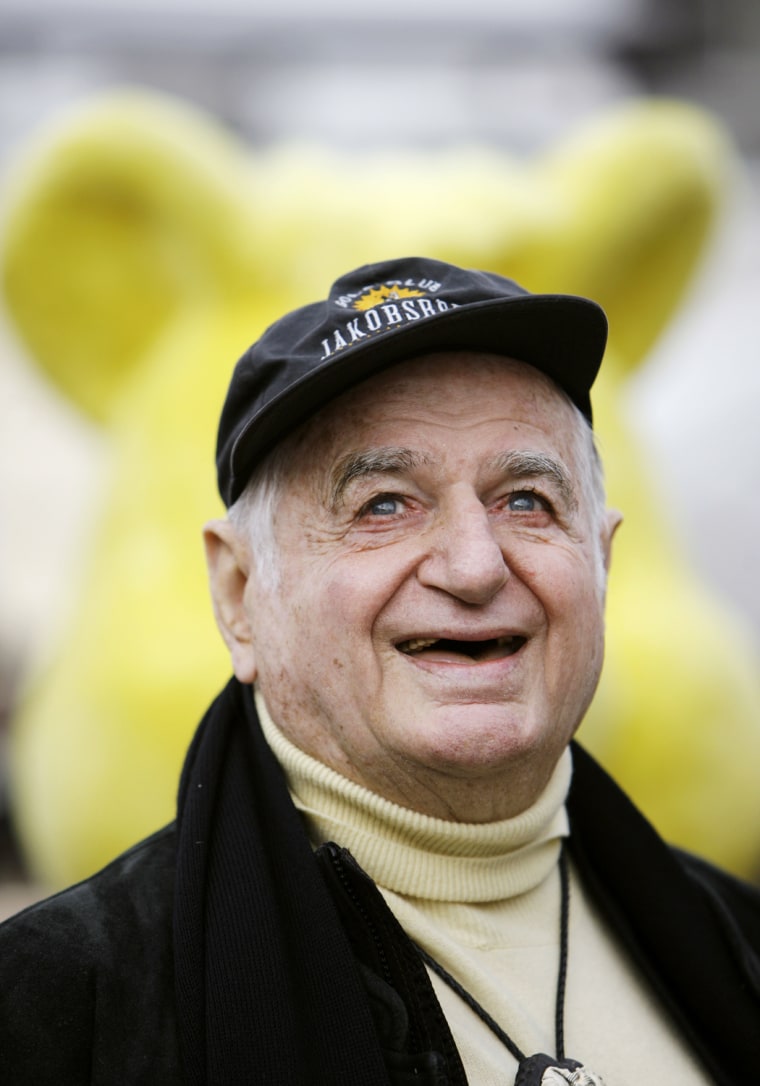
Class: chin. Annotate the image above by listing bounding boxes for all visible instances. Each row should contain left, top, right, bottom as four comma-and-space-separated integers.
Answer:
409, 704, 552, 773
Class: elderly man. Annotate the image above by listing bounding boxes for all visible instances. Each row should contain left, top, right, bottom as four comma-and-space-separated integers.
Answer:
1, 257, 759, 1085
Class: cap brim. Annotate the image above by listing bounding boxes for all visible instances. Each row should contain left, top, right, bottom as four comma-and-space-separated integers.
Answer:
226, 293, 606, 504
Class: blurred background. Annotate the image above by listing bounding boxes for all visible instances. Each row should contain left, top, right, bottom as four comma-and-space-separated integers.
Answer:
1, 0, 759, 912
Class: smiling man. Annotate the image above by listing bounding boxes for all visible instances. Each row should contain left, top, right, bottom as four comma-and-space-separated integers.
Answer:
2, 257, 759, 1085
207, 351, 615, 826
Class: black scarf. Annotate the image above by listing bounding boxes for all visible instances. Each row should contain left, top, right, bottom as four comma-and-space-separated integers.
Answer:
173, 677, 391, 1084
172, 678, 760, 1084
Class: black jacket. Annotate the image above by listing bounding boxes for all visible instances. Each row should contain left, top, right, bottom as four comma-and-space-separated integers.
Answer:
1, 679, 759, 1084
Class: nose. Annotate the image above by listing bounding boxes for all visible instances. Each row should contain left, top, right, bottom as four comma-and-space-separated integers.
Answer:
417, 492, 509, 605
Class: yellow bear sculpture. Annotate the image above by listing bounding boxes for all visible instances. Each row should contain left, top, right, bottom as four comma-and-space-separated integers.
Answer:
2, 90, 760, 887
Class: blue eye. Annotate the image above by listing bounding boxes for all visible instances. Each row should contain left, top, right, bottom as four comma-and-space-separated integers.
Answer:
508, 491, 544, 512
365, 495, 401, 517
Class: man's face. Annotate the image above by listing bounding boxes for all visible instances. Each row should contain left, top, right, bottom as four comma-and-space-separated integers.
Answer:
229, 352, 618, 820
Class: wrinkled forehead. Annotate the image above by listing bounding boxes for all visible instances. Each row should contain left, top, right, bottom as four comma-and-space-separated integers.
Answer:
279, 351, 583, 475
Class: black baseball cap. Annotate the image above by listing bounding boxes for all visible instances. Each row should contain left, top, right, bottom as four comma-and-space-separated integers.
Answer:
217, 256, 607, 506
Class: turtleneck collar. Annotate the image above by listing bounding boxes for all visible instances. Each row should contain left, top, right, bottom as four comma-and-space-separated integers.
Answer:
255, 690, 571, 904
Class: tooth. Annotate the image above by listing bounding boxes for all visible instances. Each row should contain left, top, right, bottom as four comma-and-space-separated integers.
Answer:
401, 637, 438, 654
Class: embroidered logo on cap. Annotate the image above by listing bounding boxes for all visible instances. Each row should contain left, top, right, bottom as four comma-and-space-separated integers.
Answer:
320, 276, 459, 361
352, 283, 426, 310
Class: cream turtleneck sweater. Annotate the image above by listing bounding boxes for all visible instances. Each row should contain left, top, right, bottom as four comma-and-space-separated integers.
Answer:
256, 692, 710, 1085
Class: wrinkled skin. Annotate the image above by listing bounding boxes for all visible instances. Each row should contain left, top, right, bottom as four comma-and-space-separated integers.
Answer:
206, 353, 620, 822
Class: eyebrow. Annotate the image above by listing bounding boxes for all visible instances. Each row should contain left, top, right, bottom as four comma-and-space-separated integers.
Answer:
327, 445, 577, 511
490, 450, 577, 510
328, 446, 431, 509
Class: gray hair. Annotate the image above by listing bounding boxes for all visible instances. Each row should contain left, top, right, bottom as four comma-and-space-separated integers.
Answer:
228, 393, 608, 593
227, 433, 295, 591
573, 413, 609, 592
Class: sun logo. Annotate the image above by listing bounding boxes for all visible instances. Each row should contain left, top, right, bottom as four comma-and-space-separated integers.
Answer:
352, 284, 426, 311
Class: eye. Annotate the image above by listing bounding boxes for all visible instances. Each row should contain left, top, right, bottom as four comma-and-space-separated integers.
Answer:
360, 493, 404, 517
507, 489, 549, 513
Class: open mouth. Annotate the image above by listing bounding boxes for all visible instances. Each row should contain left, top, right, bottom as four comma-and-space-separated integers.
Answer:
396, 635, 526, 662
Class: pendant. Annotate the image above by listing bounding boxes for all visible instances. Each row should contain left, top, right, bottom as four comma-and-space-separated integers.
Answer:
515, 1053, 606, 1086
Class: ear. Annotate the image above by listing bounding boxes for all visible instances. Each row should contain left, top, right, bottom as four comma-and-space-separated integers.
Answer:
537, 101, 728, 374
1, 90, 255, 422
600, 508, 623, 576
203, 518, 258, 683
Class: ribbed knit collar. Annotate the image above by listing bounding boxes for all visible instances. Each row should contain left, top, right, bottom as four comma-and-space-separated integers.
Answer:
256, 691, 571, 904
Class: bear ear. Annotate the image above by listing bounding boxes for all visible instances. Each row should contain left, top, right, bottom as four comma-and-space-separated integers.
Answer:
0, 90, 256, 423
518, 100, 732, 376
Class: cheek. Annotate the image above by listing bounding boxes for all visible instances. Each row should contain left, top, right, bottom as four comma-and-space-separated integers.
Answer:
537, 554, 606, 638
318, 560, 404, 634
554, 586, 607, 696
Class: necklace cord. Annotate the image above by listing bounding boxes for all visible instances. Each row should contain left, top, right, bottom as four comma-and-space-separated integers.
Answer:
555, 847, 569, 1059
414, 842, 570, 1067
416, 943, 526, 1062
